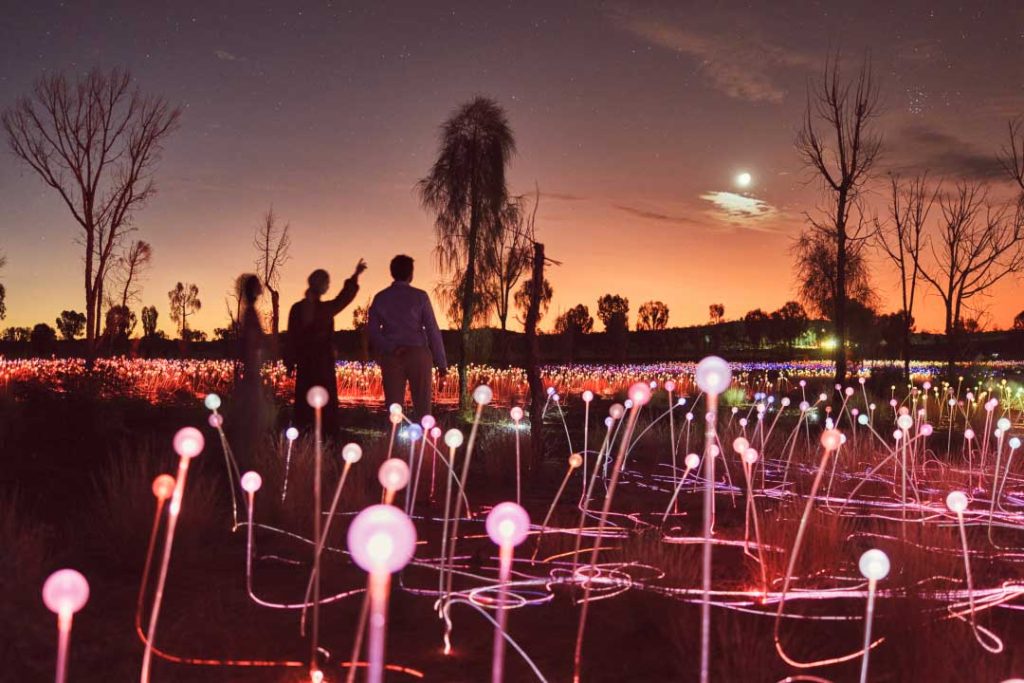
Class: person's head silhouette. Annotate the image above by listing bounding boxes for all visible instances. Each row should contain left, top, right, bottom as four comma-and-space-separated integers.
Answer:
238, 274, 262, 307
390, 255, 414, 283
307, 269, 330, 297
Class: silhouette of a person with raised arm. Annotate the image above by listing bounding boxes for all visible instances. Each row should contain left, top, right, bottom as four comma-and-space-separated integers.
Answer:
286, 261, 366, 437
368, 255, 447, 419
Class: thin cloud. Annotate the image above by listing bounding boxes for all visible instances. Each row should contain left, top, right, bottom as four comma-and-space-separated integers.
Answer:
607, 5, 814, 103
887, 123, 1006, 181
214, 49, 245, 62
542, 191, 588, 201
699, 191, 781, 230
614, 203, 696, 225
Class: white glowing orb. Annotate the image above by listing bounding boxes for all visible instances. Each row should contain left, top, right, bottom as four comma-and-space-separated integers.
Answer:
342, 443, 363, 464
388, 403, 403, 416
735, 171, 752, 188
609, 404, 625, 420
858, 549, 890, 581
820, 429, 842, 452
743, 448, 759, 465
420, 415, 436, 430
663, 380, 676, 393
582, 390, 594, 403
306, 386, 329, 409
203, 393, 221, 411
347, 504, 416, 574
684, 453, 700, 469
997, 417, 1011, 432
732, 437, 750, 455
695, 356, 732, 395
173, 427, 204, 459
42, 569, 89, 615
285, 427, 299, 441
568, 453, 583, 468
444, 428, 464, 449
378, 458, 410, 492
241, 471, 263, 493
946, 490, 969, 513
510, 406, 524, 422
473, 385, 493, 406
485, 501, 531, 547
629, 382, 652, 406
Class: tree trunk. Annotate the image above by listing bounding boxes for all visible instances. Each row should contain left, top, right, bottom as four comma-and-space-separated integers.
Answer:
902, 321, 911, 383
525, 243, 545, 474
459, 194, 479, 408
270, 287, 280, 337
834, 193, 848, 387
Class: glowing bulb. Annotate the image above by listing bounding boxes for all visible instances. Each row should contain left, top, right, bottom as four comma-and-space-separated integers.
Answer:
858, 414, 869, 425
173, 427, 204, 459
406, 424, 424, 442
378, 459, 410, 492
510, 406, 524, 422
997, 417, 1011, 432
946, 490, 969, 513
42, 569, 89, 615
742, 448, 759, 465
732, 437, 750, 455
695, 356, 732, 395
609, 404, 625, 420
568, 453, 583, 468
347, 504, 416, 574
306, 386, 329, 409
820, 429, 842, 452
781, 397, 791, 407
240, 471, 262, 493
342, 443, 363, 464
151, 474, 175, 500
1010, 437, 1021, 450
664, 380, 676, 393
897, 415, 914, 430
893, 429, 903, 441
388, 403, 403, 416
629, 382, 652, 406
485, 502, 530, 547
684, 453, 700, 469
203, 393, 221, 411
420, 415, 436, 430
582, 390, 594, 402
546, 387, 555, 396
858, 549, 890, 581
964, 428, 975, 440
430, 427, 441, 440
444, 429, 464, 449
735, 171, 752, 188
285, 426, 299, 441
473, 385, 493, 406
919, 423, 933, 437
208, 413, 223, 428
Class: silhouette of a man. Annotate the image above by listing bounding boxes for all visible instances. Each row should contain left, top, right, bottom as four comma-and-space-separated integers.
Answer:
368, 255, 447, 418
286, 261, 366, 436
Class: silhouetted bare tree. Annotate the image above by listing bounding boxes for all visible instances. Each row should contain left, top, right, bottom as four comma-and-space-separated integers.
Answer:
708, 303, 725, 325
254, 207, 291, 336
514, 277, 553, 327
419, 96, 515, 403
0, 251, 6, 320
1000, 118, 1024, 192
111, 240, 153, 309
874, 174, 935, 380
793, 218, 875, 318
489, 190, 537, 330
796, 55, 882, 385
919, 181, 1024, 369
168, 282, 201, 339
2, 68, 180, 348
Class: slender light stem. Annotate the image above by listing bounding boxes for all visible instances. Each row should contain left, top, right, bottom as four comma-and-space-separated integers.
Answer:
858, 578, 878, 683
309, 406, 323, 679
699, 393, 718, 683
492, 543, 513, 683
366, 572, 391, 683
55, 612, 72, 683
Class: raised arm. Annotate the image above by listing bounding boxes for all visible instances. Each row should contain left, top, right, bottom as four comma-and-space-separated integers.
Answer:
326, 259, 367, 316
421, 291, 447, 372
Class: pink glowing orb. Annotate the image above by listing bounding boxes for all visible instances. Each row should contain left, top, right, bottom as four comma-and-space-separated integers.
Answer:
420, 415, 436, 430
306, 386, 329, 409
889, 399, 898, 408
285, 427, 299, 441
964, 428, 975, 440
42, 569, 89, 615
919, 423, 934, 437
858, 377, 866, 385
629, 382, 652, 406
892, 429, 903, 441
429, 426, 442, 440
609, 404, 625, 420
799, 401, 810, 412
946, 490, 969, 513
552, 393, 561, 403
922, 381, 932, 390
388, 412, 403, 426
486, 502, 531, 547
684, 453, 700, 469
173, 427, 204, 459
738, 418, 748, 428
546, 386, 555, 396
742, 448, 759, 465
834, 383, 841, 391
695, 356, 731, 395
347, 504, 417, 574
207, 413, 224, 428
568, 453, 583, 469
858, 549, 890, 581
781, 397, 791, 407
664, 380, 676, 393
732, 437, 750, 455
820, 429, 842, 452
510, 406, 524, 422
898, 406, 909, 416
473, 385, 493, 406
342, 443, 363, 464
444, 429, 464, 449
685, 412, 694, 421
241, 471, 262, 493
844, 387, 854, 396
604, 417, 614, 428
799, 380, 806, 387
152, 474, 175, 500
378, 458, 410, 492
708, 445, 721, 458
